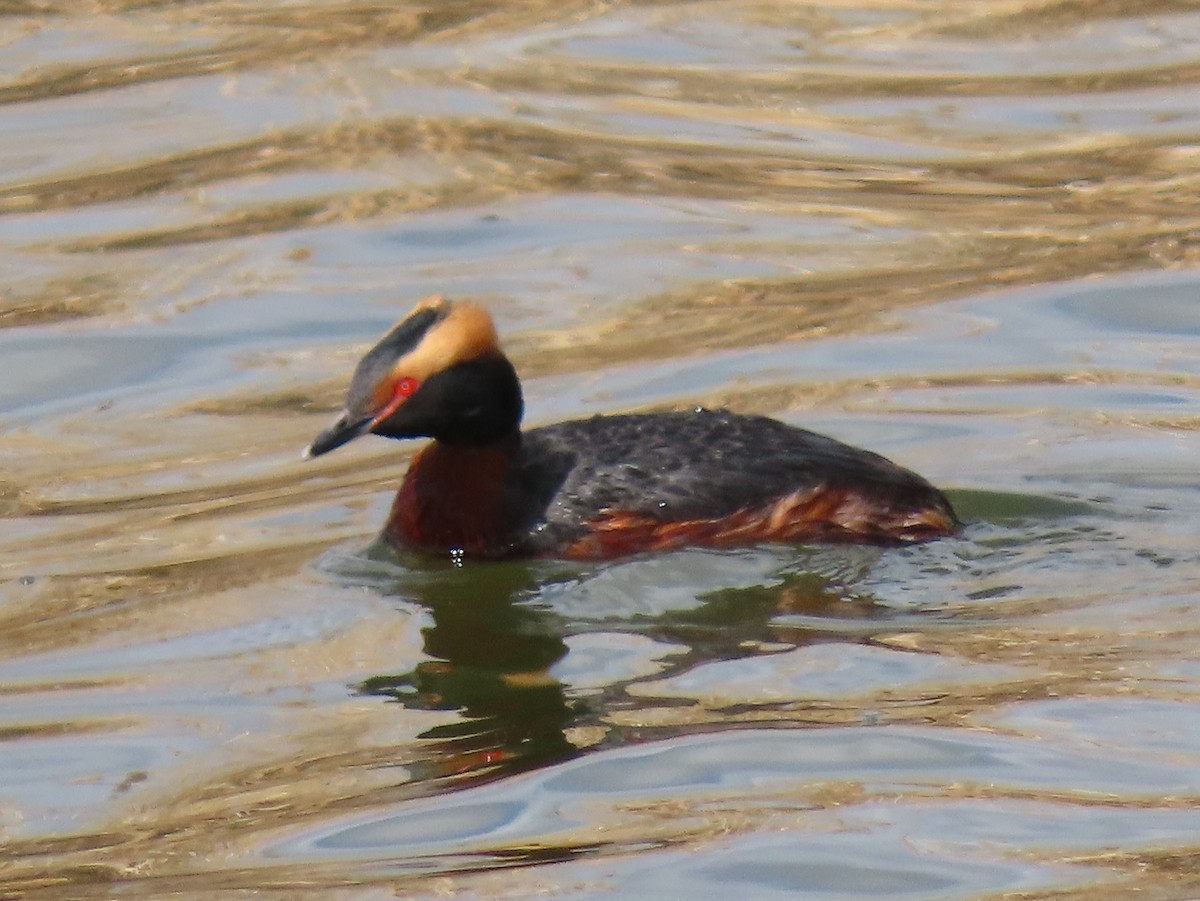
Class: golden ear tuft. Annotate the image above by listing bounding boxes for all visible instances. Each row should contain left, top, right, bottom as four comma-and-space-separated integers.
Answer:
442, 301, 500, 360
389, 297, 501, 382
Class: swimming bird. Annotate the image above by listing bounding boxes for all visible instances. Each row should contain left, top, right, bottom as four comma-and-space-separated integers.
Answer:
306, 296, 958, 559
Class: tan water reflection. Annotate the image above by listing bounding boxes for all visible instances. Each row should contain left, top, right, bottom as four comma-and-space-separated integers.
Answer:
3, 1, 1200, 898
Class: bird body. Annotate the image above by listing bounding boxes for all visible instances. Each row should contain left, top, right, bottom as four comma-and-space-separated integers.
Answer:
307, 297, 957, 560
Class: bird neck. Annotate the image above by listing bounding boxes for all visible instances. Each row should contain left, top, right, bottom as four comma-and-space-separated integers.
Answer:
423, 353, 524, 446
386, 434, 523, 557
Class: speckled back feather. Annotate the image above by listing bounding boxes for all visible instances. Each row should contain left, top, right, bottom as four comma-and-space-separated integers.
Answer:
510, 409, 956, 557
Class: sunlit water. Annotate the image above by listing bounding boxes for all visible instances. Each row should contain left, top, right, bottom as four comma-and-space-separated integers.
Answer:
2, 2, 1200, 899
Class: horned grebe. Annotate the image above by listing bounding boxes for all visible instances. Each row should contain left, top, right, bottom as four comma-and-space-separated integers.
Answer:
306, 296, 957, 559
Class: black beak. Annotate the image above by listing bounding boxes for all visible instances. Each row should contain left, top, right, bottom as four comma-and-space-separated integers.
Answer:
304, 411, 372, 458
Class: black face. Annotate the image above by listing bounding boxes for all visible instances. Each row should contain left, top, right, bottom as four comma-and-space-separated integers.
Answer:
373, 355, 524, 446
304, 307, 447, 458
346, 306, 445, 421
306, 352, 525, 457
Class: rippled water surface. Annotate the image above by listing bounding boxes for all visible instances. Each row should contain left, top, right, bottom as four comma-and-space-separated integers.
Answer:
3, 2, 1200, 898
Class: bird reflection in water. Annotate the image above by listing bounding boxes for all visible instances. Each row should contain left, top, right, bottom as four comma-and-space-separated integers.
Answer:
354, 547, 890, 785
361, 560, 577, 782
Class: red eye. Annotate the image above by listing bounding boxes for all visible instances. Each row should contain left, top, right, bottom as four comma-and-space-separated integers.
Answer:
370, 376, 420, 427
